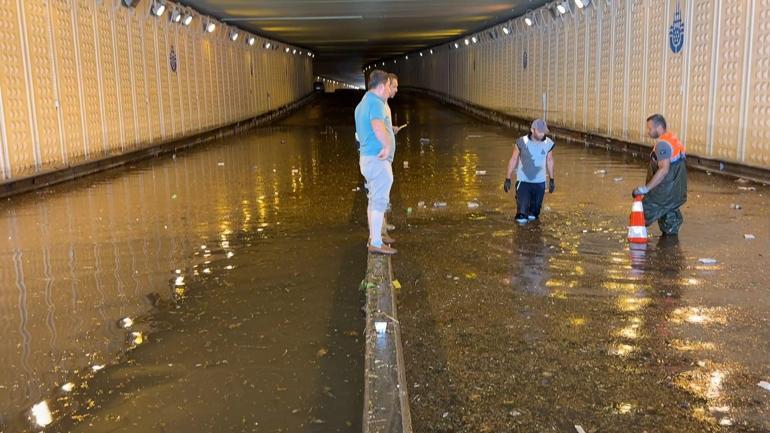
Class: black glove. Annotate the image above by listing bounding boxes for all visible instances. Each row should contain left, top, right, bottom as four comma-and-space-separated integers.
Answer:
503, 178, 512, 193
548, 178, 555, 193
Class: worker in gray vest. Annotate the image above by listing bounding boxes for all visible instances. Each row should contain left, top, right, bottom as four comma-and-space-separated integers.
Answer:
503, 119, 555, 224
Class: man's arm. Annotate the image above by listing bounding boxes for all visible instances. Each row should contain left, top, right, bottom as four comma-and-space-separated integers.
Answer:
371, 119, 393, 160
546, 151, 554, 179
506, 145, 520, 179
645, 157, 670, 190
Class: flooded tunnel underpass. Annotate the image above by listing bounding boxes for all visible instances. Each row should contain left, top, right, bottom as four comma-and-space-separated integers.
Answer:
1, 92, 769, 432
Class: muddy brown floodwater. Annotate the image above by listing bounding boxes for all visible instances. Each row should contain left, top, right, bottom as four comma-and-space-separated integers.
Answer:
0, 91, 768, 432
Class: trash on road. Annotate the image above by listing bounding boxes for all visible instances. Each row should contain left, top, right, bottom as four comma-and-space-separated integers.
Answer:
744, 234, 756, 240
698, 258, 718, 265
467, 201, 480, 209
433, 201, 447, 208
758, 381, 770, 392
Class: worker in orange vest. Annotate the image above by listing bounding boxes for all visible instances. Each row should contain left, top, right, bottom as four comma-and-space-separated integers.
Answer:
632, 114, 688, 235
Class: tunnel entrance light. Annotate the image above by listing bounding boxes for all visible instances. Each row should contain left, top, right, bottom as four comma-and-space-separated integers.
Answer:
150, 0, 166, 17
229, 30, 239, 41
503, 26, 511, 35
247, 36, 256, 46
524, 16, 534, 26
182, 13, 193, 26
405, 55, 408, 59
429, 49, 434, 54
419, 52, 423, 57
453, 42, 460, 49
464, 38, 470, 46
292, 49, 297, 54
285, 47, 291, 53
204, 20, 216, 33
471, 36, 478, 44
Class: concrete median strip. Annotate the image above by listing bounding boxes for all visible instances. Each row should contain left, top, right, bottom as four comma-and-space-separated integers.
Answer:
362, 254, 413, 433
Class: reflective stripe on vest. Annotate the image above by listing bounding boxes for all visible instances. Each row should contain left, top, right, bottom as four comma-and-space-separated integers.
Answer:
655, 132, 686, 164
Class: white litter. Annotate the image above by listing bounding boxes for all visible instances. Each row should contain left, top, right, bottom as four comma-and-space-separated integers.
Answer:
374, 321, 387, 334
758, 381, 770, 392
613, 177, 624, 182
594, 169, 607, 175
744, 234, 756, 240
575, 426, 586, 433
738, 186, 756, 191
475, 170, 487, 175
467, 201, 480, 209
698, 258, 718, 265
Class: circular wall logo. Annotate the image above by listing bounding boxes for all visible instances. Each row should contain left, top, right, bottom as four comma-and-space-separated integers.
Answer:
169, 46, 177, 72
669, 1, 685, 54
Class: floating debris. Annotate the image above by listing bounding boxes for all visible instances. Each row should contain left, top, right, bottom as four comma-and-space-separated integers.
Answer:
433, 201, 447, 208
698, 258, 718, 265
217, 162, 225, 167
30, 401, 53, 427
61, 382, 75, 392
227, 251, 235, 258
744, 234, 756, 240
475, 170, 487, 175
291, 168, 299, 174
467, 201, 480, 209
613, 177, 624, 182
738, 186, 756, 191
374, 321, 387, 334
594, 169, 607, 175
758, 381, 770, 392
118, 317, 133, 329
92, 364, 105, 372
174, 276, 185, 286
316, 347, 328, 358
392, 280, 402, 289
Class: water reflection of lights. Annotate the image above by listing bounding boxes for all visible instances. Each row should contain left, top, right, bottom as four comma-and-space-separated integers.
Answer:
91, 364, 105, 372
30, 400, 53, 427
617, 402, 633, 414
671, 340, 716, 351
618, 297, 650, 312
609, 343, 635, 356
617, 324, 639, 339
670, 307, 727, 325
549, 290, 568, 300
603, 282, 643, 291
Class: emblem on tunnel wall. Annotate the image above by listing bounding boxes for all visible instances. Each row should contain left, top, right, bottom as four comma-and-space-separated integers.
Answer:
523, 50, 528, 69
669, 1, 685, 54
169, 46, 177, 72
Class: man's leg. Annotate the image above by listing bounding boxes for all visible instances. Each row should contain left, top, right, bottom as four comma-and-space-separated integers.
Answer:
515, 181, 531, 223
528, 182, 546, 219
658, 209, 683, 235
361, 158, 394, 252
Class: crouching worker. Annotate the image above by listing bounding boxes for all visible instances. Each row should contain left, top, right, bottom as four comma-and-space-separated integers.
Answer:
503, 119, 556, 224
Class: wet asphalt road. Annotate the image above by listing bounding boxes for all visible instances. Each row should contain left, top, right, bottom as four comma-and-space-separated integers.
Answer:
0, 91, 768, 432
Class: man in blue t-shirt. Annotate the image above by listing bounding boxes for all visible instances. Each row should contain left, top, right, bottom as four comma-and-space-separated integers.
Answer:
354, 70, 397, 255
503, 119, 556, 224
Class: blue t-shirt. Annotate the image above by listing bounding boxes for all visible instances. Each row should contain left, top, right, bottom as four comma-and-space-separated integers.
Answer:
354, 91, 395, 161
516, 135, 555, 183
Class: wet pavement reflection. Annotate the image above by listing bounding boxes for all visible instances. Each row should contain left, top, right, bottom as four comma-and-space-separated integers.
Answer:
384, 95, 769, 432
0, 95, 368, 432
1, 92, 768, 432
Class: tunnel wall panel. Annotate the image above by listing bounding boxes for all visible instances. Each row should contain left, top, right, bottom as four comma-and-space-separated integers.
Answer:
393, 0, 770, 170
0, 0, 312, 183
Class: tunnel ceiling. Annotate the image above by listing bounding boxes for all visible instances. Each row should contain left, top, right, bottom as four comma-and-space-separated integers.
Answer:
182, 0, 552, 85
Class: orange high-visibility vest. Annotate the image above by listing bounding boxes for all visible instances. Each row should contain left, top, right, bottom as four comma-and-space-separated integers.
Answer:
653, 131, 686, 164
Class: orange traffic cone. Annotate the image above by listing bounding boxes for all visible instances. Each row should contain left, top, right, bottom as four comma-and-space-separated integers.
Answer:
627, 195, 648, 244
